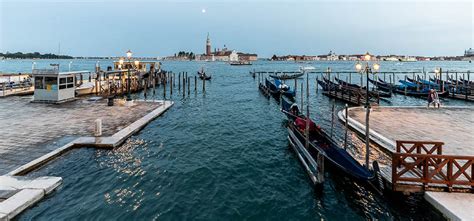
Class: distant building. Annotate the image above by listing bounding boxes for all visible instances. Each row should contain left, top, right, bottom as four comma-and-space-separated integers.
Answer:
465, 48, 474, 57
200, 33, 257, 61
237, 53, 258, 61
328, 51, 338, 61
206, 33, 211, 56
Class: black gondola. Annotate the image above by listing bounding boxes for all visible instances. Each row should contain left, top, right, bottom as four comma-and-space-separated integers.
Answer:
336, 77, 392, 98
281, 100, 375, 181
197, 70, 212, 80
269, 73, 304, 80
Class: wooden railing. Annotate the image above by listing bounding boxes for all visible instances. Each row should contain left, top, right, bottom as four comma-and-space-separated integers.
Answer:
392, 141, 474, 192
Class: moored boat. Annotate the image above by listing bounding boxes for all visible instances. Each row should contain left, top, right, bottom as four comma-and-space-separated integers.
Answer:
230, 61, 252, 65
282, 100, 375, 181
269, 72, 304, 80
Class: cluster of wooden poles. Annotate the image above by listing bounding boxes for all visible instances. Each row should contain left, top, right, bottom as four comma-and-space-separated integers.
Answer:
151, 71, 207, 99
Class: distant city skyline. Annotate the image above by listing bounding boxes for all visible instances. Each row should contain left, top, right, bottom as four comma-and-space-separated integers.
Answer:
0, 0, 472, 57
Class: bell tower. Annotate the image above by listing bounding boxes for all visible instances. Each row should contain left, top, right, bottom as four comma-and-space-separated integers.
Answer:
206, 33, 211, 56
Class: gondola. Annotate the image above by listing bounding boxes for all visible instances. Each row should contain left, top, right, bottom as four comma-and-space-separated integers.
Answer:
335, 77, 392, 98
269, 72, 304, 80
368, 78, 393, 92
265, 78, 280, 95
197, 71, 212, 80
282, 100, 375, 181
394, 85, 449, 98
265, 78, 296, 99
316, 78, 336, 91
407, 77, 440, 89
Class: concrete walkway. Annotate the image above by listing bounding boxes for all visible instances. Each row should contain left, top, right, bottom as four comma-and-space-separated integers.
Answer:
339, 106, 474, 155
338, 106, 474, 221
0, 98, 173, 220
0, 96, 162, 175
0, 176, 62, 220
425, 192, 474, 221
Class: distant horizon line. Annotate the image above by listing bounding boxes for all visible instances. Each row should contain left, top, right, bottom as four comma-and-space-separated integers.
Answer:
1, 51, 471, 59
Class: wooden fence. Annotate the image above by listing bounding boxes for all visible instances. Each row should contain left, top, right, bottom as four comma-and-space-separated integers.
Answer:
392, 141, 473, 192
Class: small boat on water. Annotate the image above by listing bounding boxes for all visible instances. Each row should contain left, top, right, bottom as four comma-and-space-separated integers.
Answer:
197, 68, 211, 80
370, 78, 449, 98
230, 61, 252, 65
281, 99, 375, 182
269, 72, 304, 80
265, 78, 296, 99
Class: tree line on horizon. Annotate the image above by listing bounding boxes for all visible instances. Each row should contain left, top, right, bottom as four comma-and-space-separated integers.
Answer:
174, 51, 196, 60
0, 52, 73, 59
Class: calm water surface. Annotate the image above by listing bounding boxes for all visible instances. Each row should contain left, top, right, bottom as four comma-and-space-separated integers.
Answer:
2, 59, 472, 220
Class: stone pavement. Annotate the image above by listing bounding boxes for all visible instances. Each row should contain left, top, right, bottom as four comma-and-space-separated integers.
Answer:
0, 96, 161, 175
348, 106, 474, 156
342, 106, 474, 221
0, 176, 62, 220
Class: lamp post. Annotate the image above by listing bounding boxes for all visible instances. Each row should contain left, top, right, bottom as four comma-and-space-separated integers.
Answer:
355, 52, 380, 169
126, 50, 132, 101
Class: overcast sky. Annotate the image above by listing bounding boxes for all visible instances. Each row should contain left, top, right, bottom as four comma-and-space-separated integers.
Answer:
0, 0, 472, 57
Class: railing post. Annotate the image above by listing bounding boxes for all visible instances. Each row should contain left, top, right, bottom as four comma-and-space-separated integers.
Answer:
392, 154, 398, 190
447, 159, 453, 192
423, 156, 428, 190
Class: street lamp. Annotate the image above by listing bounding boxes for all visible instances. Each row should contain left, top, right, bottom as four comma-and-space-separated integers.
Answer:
118, 58, 124, 70
355, 52, 380, 169
126, 50, 133, 101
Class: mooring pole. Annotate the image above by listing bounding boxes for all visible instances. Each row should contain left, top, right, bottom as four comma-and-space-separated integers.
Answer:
330, 100, 335, 138
300, 82, 304, 111
163, 73, 166, 99
194, 76, 197, 91
203, 76, 205, 92
183, 73, 185, 96
344, 104, 348, 150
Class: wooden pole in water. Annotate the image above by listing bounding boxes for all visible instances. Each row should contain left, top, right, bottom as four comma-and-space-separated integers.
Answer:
195, 76, 197, 91
153, 72, 156, 96
203, 75, 206, 92
188, 77, 190, 95
300, 82, 304, 111
163, 73, 166, 99
183, 73, 185, 96
178, 72, 181, 91
330, 100, 335, 138
404, 75, 407, 96
315, 75, 318, 94
344, 104, 348, 150
306, 71, 309, 98
170, 75, 173, 95
305, 72, 310, 153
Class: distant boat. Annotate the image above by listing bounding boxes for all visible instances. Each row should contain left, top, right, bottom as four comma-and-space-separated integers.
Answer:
230, 61, 252, 65
269, 73, 304, 80
197, 68, 211, 80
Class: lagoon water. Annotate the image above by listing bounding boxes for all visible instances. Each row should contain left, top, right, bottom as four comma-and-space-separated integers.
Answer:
1, 59, 473, 220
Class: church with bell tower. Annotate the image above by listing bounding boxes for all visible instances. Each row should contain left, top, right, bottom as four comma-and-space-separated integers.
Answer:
206, 33, 211, 56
